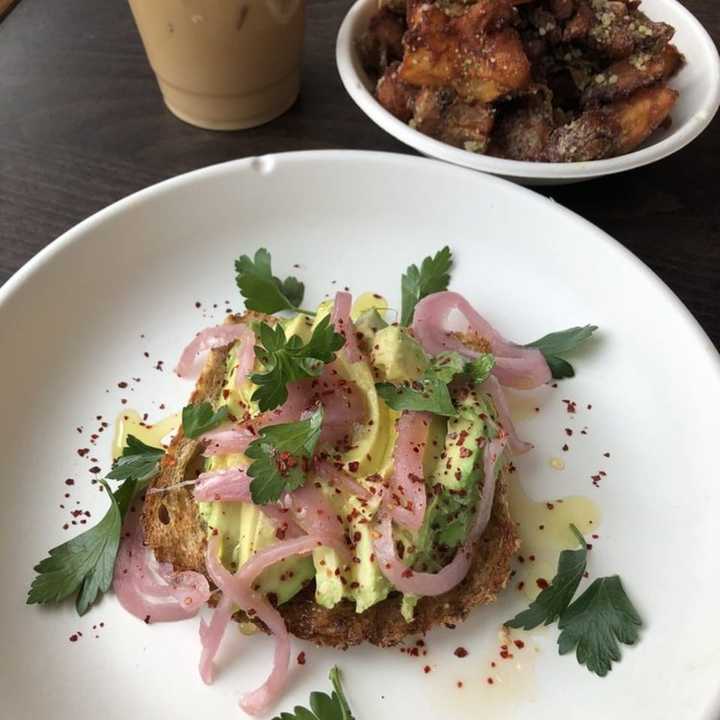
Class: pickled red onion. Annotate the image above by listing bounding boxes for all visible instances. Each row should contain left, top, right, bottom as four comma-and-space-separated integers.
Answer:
199, 591, 234, 685
175, 323, 254, 379
204, 534, 325, 715
201, 425, 255, 456
387, 412, 430, 531
235, 329, 256, 389
314, 460, 371, 499
480, 375, 532, 455
331, 291, 362, 363
194, 467, 303, 538
113, 504, 210, 622
412, 292, 550, 389
373, 436, 508, 596
289, 484, 351, 561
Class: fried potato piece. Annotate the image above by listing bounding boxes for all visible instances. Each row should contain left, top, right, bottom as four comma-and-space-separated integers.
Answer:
412, 87, 495, 151
399, 0, 531, 103
357, 6, 407, 75
586, 2, 675, 60
489, 88, 555, 160
582, 43, 684, 104
547, 83, 677, 161
376, 61, 418, 122
610, 83, 677, 153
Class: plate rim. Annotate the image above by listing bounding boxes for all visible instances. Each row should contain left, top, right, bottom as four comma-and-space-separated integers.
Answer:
335, 0, 720, 181
1, 150, 717, 370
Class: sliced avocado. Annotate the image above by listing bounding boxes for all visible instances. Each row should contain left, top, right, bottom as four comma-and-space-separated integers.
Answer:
398, 393, 499, 619
371, 325, 429, 383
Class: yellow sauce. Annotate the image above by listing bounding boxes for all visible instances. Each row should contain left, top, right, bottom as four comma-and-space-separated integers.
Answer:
549, 457, 566, 471
112, 409, 181, 458
508, 480, 601, 600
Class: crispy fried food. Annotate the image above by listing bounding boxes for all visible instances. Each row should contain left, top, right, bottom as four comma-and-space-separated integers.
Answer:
376, 61, 418, 121
399, 0, 531, 103
412, 87, 495, 151
610, 84, 677, 153
357, 6, 407, 74
362, 0, 683, 163
585, 1, 675, 60
489, 88, 556, 160
547, 83, 678, 161
143, 313, 519, 649
582, 43, 684, 104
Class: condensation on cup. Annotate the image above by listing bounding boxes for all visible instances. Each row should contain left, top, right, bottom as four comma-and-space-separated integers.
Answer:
129, 0, 304, 130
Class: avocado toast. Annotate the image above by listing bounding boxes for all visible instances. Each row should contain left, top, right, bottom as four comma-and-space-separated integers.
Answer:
143, 311, 520, 648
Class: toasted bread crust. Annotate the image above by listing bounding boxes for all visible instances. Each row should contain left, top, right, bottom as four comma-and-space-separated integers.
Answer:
143, 313, 519, 648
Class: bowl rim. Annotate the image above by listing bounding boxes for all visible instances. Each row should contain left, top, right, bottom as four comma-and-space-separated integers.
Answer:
336, 0, 720, 180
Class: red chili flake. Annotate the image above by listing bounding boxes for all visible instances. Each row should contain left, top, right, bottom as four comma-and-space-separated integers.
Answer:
562, 400, 577, 413
603, 452, 611, 458
534, 407, 540, 413
457, 681, 464, 689
538, 524, 545, 530
592, 533, 599, 539
118, 381, 128, 389
144, 615, 151, 624
195, 301, 202, 308
347, 461, 360, 473
528, 554, 536, 562
536, 578, 549, 590
454, 647, 468, 658
587, 404, 592, 410
517, 581, 525, 591
546, 502, 554, 510
513, 639, 525, 649
499, 649, 513, 659
77, 448, 89, 457
491, 661, 496, 668
423, 665, 431, 674
65, 478, 75, 486
401, 569, 414, 579
69, 634, 78, 642
297, 651, 306, 665
487, 677, 494, 685
562, 444, 569, 452
63, 523, 69, 530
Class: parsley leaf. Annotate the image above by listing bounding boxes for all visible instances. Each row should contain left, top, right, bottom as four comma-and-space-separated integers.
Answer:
182, 402, 230, 439
525, 325, 598, 379
400, 246, 453, 326
28, 480, 123, 615
506, 524, 587, 630
106, 435, 164, 483
273, 666, 355, 720
377, 351, 495, 416
246, 408, 324, 504
251, 317, 345, 412
235, 248, 310, 315
376, 375, 457, 416
27, 435, 164, 615
558, 576, 642, 677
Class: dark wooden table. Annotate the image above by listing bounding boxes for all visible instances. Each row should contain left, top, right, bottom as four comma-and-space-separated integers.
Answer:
1, 0, 718, 345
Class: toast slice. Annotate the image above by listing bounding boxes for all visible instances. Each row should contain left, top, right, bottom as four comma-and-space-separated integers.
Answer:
143, 313, 519, 648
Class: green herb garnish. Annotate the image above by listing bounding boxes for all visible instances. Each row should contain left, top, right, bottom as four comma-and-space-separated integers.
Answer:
558, 576, 642, 676
525, 325, 598, 379
27, 435, 163, 615
246, 407, 324, 504
182, 401, 230, 439
506, 524, 642, 677
250, 317, 345, 412
506, 524, 588, 630
235, 248, 312, 315
377, 350, 495, 416
400, 246, 453, 326
273, 665, 355, 720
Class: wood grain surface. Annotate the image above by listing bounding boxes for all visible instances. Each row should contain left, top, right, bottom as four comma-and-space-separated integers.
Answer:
0, 0, 718, 345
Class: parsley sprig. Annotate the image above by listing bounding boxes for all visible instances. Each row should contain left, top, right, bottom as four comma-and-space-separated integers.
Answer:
235, 248, 313, 315
246, 407, 324, 504
273, 666, 355, 720
376, 351, 495, 416
27, 436, 164, 615
506, 524, 642, 676
525, 325, 598, 379
182, 401, 230, 439
400, 246, 453, 326
250, 318, 345, 412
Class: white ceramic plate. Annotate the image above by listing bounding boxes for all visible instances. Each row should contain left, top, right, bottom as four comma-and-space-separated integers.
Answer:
1, 151, 719, 720
336, 0, 720, 185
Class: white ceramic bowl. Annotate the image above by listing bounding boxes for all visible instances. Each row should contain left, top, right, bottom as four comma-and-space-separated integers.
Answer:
336, 0, 720, 185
